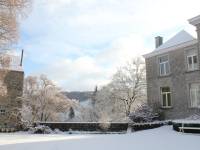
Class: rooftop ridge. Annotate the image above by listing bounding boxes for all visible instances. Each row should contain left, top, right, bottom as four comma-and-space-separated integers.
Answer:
154, 30, 195, 51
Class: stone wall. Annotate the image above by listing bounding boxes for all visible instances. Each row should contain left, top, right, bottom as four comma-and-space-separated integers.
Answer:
145, 43, 200, 119
0, 69, 24, 128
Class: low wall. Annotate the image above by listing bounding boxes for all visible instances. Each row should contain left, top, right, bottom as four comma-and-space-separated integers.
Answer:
36, 121, 169, 132
172, 121, 200, 133
36, 122, 128, 132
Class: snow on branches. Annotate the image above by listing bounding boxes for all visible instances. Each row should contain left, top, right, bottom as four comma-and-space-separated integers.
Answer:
21, 75, 73, 125
129, 104, 158, 123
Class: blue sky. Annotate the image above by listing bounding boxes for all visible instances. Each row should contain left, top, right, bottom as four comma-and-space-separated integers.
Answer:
16, 0, 200, 91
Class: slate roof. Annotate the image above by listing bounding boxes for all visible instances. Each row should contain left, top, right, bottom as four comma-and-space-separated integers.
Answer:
155, 30, 195, 51
143, 30, 197, 58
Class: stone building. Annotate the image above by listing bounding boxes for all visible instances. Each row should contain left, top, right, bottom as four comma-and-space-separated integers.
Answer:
143, 15, 200, 119
0, 52, 24, 128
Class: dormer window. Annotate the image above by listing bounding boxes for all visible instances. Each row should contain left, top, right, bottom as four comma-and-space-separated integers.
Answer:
159, 55, 170, 76
187, 54, 198, 71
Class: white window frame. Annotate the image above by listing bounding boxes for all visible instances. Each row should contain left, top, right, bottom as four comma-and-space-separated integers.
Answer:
161, 87, 172, 108
159, 55, 170, 76
189, 83, 200, 108
187, 54, 198, 71
0, 109, 5, 115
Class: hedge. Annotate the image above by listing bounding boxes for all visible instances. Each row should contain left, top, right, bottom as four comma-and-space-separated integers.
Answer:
129, 121, 168, 132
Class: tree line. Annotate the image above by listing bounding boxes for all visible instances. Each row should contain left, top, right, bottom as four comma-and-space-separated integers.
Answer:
18, 57, 150, 126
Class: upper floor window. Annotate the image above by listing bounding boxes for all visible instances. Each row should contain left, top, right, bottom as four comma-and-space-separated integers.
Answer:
161, 87, 172, 108
190, 83, 200, 108
159, 55, 170, 76
186, 49, 198, 71
187, 55, 198, 71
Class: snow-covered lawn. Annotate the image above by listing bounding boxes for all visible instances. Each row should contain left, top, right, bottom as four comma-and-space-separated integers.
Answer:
0, 126, 200, 150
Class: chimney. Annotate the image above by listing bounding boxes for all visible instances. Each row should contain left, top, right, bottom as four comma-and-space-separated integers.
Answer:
20, 49, 24, 66
155, 36, 163, 48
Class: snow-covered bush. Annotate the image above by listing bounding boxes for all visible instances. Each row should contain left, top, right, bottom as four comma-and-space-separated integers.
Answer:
54, 128, 63, 134
185, 114, 200, 120
28, 125, 53, 134
98, 113, 111, 131
129, 104, 158, 123
99, 122, 111, 131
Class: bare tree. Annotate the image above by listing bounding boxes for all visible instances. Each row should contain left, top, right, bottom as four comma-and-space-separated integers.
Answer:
21, 75, 73, 125
0, 0, 31, 47
0, 0, 31, 97
95, 85, 125, 122
110, 57, 146, 117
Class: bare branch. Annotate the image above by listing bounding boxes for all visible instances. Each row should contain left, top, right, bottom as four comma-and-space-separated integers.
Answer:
110, 57, 147, 117
0, 0, 32, 47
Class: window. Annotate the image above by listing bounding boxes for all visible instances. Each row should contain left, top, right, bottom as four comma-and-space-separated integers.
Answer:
0, 109, 5, 115
187, 55, 198, 71
159, 55, 170, 76
0, 106, 5, 115
190, 83, 200, 108
161, 87, 172, 108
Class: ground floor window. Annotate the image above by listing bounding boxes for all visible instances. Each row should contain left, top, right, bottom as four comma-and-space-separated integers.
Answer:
161, 87, 172, 108
0, 105, 6, 115
190, 83, 200, 108
0, 108, 5, 115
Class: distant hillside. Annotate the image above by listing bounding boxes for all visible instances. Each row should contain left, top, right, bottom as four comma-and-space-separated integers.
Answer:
63, 91, 93, 102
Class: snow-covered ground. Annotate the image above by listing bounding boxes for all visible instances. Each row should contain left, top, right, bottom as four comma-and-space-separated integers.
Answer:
0, 126, 200, 150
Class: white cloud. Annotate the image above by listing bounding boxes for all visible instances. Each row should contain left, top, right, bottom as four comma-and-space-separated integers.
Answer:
39, 57, 111, 91
33, 34, 147, 91
97, 34, 147, 67
19, 0, 200, 91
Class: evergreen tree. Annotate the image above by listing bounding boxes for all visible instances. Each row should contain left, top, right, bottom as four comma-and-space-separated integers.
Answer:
68, 107, 75, 120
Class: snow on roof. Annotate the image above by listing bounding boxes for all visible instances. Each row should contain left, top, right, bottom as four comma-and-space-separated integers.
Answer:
188, 14, 200, 26
155, 30, 195, 51
143, 30, 197, 58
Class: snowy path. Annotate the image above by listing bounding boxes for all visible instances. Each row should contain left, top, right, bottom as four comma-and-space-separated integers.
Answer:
0, 126, 200, 150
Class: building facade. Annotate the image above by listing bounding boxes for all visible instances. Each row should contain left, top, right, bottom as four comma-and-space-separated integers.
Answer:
0, 53, 24, 129
144, 15, 200, 119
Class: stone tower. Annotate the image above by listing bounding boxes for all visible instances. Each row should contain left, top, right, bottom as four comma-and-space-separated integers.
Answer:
0, 52, 24, 129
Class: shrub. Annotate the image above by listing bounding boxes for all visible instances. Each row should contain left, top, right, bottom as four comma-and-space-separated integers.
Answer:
54, 128, 63, 134
99, 122, 111, 131
98, 113, 111, 131
28, 125, 53, 134
185, 114, 200, 120
129, 104, 158, 123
